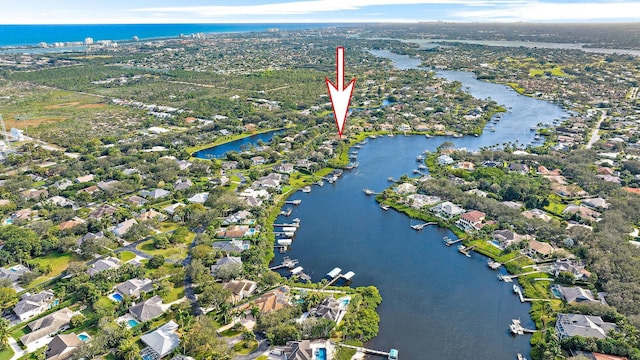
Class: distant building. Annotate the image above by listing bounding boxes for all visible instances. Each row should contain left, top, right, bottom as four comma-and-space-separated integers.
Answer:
84, 37, 94, 45
45, 333, 83, 360
10, 127, 24, 141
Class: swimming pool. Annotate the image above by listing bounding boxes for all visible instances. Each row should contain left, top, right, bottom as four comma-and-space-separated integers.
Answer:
316, 348, 327, 360
128, 319, 139, 327
551, 286, 563, 298
341, 299, 350, 306
78, 333, 90, 342
111, 293, 123, 302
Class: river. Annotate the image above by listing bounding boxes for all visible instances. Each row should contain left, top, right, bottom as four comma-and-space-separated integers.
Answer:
269, 50, 568, 359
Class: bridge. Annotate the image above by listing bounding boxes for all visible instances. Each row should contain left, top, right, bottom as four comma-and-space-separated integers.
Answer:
337, 343, 397, 359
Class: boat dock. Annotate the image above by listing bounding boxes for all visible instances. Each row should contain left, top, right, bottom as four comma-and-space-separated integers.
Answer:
322, 268, 356, 289
509, 319, 537, 335
498, 270, 544, 282
290, 266, 311, 282
284, 199, 302, 205
269, 257, 299, 270
336, 344, 398, 359
280, 208, 292, 216
363, 188, 380, 196
410, 221, 436, 230
457, 244, 475, 257
273, 222, 300, 228
443, 236, 463, 246
487, 260, 502, 270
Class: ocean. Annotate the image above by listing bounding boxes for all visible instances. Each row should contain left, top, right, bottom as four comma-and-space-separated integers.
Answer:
0, 23, 341, 48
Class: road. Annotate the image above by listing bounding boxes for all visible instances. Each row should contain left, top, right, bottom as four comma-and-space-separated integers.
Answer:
586, 110, 607, 149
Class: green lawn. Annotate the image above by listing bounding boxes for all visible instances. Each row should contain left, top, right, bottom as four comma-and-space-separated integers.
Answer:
0, 346, 14, 360
119, 251, 136, 262
30, 252, 76, 285
137, 240, 188, 261
158, 222, 179, 232
162, 286, 185, 303
220, 328, 243, 337
233, 339, 259, 354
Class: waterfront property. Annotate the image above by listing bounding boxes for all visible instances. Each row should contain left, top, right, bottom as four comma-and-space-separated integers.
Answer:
555, 314, 616, 340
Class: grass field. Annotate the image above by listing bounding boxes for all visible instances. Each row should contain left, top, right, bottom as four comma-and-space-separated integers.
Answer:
138, 240, 188, 261
0, 347, 14, 360
119, 251, 136, 262
162, 286, 186, 303
30, 252, 76, 285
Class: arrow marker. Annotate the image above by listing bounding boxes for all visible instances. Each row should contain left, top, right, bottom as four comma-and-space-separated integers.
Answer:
326, 46, 356, 138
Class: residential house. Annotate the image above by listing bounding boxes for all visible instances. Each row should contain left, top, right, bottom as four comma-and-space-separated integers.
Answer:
216, 225, 249, 239
87, 257, 120, 277
11, 209, 35, 221
212, 240, 250, 253
46, 196, 74, 208
0, 264, 30, 285
126, 195, 147, 207
174, 179, 192, 191
140, 320, 180, 359
223, 210, 254, 225
97, 180, 119, 191
406, 194, 441, 209
138, 210, 165, 222
466, 189, 488, 198
551, 259, 591, 281
395, 183, 417, 195
75, 174, 95, 183
553, 183, 588, 198
571, 352, 628, 360
116, 278, 154, 298
456, 210, 486, 232
522, 209, 553, 222
581, 197, 609, 210
77, 232, 103, 247
223, 280, 258, 303
89, 204, 118, 220
251, 156, 265, 165
187, 192, 209, 204
437, 155, 454, 166
162, 203, 185, 215
58, 218, 84, 231
53, 179, 73, 190
492, 229, 529, 249
78, 185, 99, 195
251, 286, 291, 314
112, 218, 137, 237
456, 161, 475, 171
283, 340, 313, 360
528, 238, 555, 258
563, 205, 602, 222
430, 201, 465, 219
211, 256, 242, 276
21, 189, 48, 200
508, 163, 530, 174
552, 285, 603, 304
45, 333, 83, 360
140, 189, 170, 200
129, 295, 165, 322
274, 163, 295, 174
555, 313, 616, 340
309, 297, 341, 323
221, 161, 238, 170
13, 290, 55, 321
20, 308, 73, 345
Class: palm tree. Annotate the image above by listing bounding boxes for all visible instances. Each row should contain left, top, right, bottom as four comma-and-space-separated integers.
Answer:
250, 305, 261, 321
116, 337, 140, 360
0, 318, 9, 350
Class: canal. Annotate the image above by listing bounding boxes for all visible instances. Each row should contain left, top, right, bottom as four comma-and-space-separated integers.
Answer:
271, 50, 568, 359
193, 129, 283, 159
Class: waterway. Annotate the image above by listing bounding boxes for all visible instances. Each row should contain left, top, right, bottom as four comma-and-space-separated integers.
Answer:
193, 129, 283, 159
270, 51, 568, 359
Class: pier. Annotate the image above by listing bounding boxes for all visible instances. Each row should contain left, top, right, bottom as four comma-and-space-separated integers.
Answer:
269, 257, 298, 270
363, 188, 380, 196
457, 244, 475, 257
509, 319, 537, 335
498, 270, 544, 282
443, 236, 463, 246
290, 266, 311, 282
280, 208, 292, 216
410, 221, 436, 230
322, 268, 356, 289
273, 222, 300, 228
337, 344, 398, 359
284, 199, 302, 205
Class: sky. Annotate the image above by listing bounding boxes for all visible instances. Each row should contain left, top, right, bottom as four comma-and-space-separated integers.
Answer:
1, 0, 640, 24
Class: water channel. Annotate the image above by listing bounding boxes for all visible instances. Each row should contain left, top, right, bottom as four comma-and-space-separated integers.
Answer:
269, 50, 568, 359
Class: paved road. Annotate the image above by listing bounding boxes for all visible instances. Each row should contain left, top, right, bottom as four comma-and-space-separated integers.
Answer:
586, 110, 606, 149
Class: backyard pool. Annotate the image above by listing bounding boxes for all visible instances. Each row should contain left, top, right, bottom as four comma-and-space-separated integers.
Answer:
78, 333, 90, 342
128, 319, 139, 327
111, 293, 123, 302
316, 348, 327, 360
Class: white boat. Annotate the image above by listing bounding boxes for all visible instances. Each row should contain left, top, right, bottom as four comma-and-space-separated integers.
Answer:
388, 133, 394, 137
380, 203, 390, 211
302, 186, 311, 193
277, 238, 292, 246
490, 127, 496, 132
453, 133, 463, 138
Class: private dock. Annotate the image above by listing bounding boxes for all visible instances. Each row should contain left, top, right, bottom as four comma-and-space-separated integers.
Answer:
285, 199, 302, 205
387, 177, 398, 182
487, 260, 502, 270
443, 236, 463, 246
290, 266, 311, 282
273, 222, 300, 228
499, 270, 544, 282
458, 244, 475, 257
280, 208, 292, 216
322, 268, 356, 289
337, 344, 398, 359
510, 319, 537, 335
363, 188, 380, 196
269, 257, 298, 270
410, 221, 436, 230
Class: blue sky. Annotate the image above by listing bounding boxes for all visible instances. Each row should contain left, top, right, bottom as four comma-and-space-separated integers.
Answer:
1, 0, 640, 24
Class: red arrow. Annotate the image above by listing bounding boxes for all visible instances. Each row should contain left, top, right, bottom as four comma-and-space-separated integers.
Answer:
326, 46, 356, 138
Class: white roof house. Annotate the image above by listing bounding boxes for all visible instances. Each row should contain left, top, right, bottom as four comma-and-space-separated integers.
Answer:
112, 218, 138, 237
187, 193, 209, 204
430, 201, 465, 218
437, 155, 454, 166
140, 320, 180, 358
